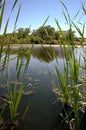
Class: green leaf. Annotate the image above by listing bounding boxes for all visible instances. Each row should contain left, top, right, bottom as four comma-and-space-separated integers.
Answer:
42, 15, 50, 27
14, 84, 23, 115
60, 0, 68, 12
73, 9, 80, 20
22, 102, 30, 119
24, 45, 33, 74
0, 0, 5, 30
11, 0, 18, 12
3, 17, 10, 35
62, 10, 68, 24
82, 22, 85, 36
72, 22, 83, 37
81, 3, 86, 15
14, 4, 21, 31
60, 0, 70, 24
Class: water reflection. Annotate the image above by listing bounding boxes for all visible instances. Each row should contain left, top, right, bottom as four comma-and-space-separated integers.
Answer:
11, 46, 81, 63
10, 46, 65, 63
32, 47, 58, 63
0, 45, 85, 130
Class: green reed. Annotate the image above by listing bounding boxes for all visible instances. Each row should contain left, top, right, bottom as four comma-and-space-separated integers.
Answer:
50, 1, 86, 129
0, 0, 86, 130
51, 40, 81, 129
7, 81, 24, 123
0, 0, 31, 129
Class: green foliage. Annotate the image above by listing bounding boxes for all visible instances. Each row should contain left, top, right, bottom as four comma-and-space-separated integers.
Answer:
17, 27, 30, 39
0, 0, 86, 129
8, 82, 24, 123
0, 0, 5, 30
0, 0, 31, 129
14, 4, 21, 31
30, 35, 43, 44
50, 1, 86, 129
31, 25, 58, 41
51, 46, 84, 129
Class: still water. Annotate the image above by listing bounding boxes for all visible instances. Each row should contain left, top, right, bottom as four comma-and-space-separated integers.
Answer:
0, 45, 86, 130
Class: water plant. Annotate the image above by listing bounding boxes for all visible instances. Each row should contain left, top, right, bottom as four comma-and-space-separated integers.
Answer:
0, 1, 31, 129
50, 40, 85, 130
0, 0, 86, 130
50, 1, 86, 130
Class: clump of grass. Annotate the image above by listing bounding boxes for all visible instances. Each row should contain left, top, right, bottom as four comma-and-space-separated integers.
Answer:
0, 1, 31, 129
51, 43, 85, 130
50, 1, 86, 130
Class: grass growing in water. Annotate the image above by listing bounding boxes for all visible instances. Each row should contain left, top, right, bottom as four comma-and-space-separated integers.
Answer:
0, 0, 86, 130
0, 1, 32, 129
49, 1, 86, 130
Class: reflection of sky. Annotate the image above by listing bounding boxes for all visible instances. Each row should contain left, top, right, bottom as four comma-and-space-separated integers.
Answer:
0, 46, 86, 130
1, 46, 85, 81
0, 46, 85, 95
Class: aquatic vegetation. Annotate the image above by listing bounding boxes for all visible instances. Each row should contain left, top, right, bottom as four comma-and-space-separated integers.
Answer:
0, 1, 31, 129
0, 0, 86, 130
50, 1, 86, 130
50, 44, 86, 130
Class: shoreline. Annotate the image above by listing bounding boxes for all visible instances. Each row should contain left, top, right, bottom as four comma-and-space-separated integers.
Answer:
1, 44, 86, 49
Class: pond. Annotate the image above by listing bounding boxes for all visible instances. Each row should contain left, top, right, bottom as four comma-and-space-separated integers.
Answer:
0, 45, 86, 130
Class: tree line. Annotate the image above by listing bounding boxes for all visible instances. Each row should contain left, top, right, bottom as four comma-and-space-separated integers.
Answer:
0, 25, 78, 45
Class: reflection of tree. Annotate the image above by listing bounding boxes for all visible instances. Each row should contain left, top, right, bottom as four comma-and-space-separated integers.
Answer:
10, 49, 29, 59
32, 47, 59, 63
10, 46, 68, 63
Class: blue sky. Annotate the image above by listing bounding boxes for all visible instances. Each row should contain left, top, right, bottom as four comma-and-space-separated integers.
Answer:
1, 0, 86, 36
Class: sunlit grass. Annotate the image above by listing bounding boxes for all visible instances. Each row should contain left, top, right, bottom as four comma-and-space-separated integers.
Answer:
0, 0, 31, 129
50, 1, 86, 130
0, 0, 86, 130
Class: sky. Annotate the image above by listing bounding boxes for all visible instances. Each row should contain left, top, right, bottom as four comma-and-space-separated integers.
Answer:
0, 0, 86, 36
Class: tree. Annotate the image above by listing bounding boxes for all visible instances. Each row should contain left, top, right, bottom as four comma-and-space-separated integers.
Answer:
17, 27, 30, 39
32, 25, 56, 41
55, 31, 60, 40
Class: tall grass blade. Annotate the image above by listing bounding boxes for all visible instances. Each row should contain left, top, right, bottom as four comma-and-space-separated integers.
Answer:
0, 102, 6, 119
13, 83, 17, 106
60, 0, 68, 12
11, 0, 18, 12
73, 9, 80, 20
42, 15, 50, 27
3, 17, 10, 35
14, 84, 23, 115
22, 102, 30, 119
14, 4, 21, 31
72, 22, 83, 39
24, 45, 33, 74
0, 2, 3, 9
82, 22, 85, 37
81, 3, 86, 15
60, 0, 70, 24
62, 10, 68, 24
16, 58, 24, 79
0, 0, 5, 29
55, 19, 62, 33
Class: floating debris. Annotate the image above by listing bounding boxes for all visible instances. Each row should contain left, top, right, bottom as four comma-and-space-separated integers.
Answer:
35, 79, 41, 83
27, 83, 33, 87
23, 90, 35, 95
9, 81, 22, 85
0, 84, 7, 88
